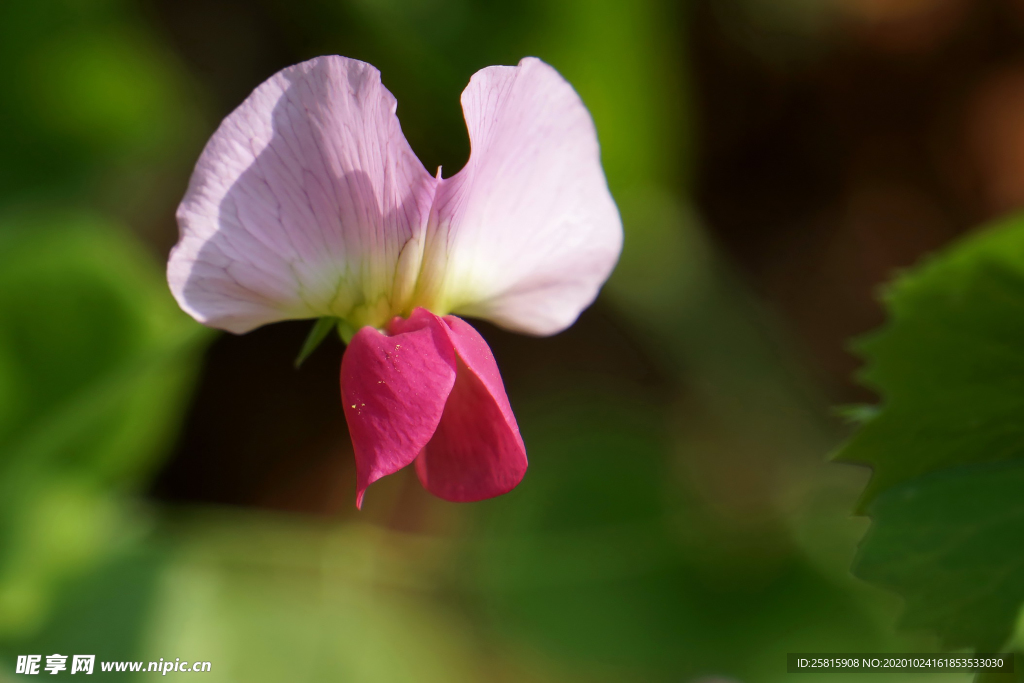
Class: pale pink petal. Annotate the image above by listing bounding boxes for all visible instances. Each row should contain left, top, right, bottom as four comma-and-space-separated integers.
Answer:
415, 315, 527, 501
341, 309, 456, 508
170, 56, 436, 334
418, 57, 623, 336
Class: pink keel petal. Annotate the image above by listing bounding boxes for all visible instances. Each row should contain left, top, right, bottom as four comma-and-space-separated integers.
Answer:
415, 315, 528, 502
341, 309, 456, 508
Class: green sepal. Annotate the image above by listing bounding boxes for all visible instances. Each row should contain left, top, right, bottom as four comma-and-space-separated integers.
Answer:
832, 403, 879, 425
336, 318, 358, 344
294, 317, 341, 368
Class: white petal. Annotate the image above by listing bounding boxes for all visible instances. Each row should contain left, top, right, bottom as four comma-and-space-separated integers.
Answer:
169, 56, 436, 334
419, 57, 623, 336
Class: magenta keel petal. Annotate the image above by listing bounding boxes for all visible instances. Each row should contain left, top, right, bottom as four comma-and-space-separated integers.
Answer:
415, 315, 528, 502
341, 310, 456, 507
340, 308, 526, 505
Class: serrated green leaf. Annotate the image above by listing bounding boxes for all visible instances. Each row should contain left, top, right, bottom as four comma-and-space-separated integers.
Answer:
837, 213, 1024, 507
854, 460, 1024, 652
837, 212, 1024, 653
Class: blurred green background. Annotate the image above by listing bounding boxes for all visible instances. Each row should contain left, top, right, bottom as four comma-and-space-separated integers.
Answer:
2, 0, 1022, 680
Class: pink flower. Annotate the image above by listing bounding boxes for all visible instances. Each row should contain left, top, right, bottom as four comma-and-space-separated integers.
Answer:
168, 56, 622, 506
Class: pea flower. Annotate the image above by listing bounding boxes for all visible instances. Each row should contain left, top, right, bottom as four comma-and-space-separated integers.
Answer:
168, 56, 622, 506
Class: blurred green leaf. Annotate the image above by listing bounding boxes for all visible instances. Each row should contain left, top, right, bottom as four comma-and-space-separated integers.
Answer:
855, 460, 1024, 651
0, 0, 200, 200
26, 26, 191, 155
2, 511, 490, 682
0, 214, 210, 636
0, 543, 167, 678
139, 512, 482, 683
837, 213, 1024, 507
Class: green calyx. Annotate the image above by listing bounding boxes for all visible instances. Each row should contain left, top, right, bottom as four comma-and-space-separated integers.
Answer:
293, 316, 360, 368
